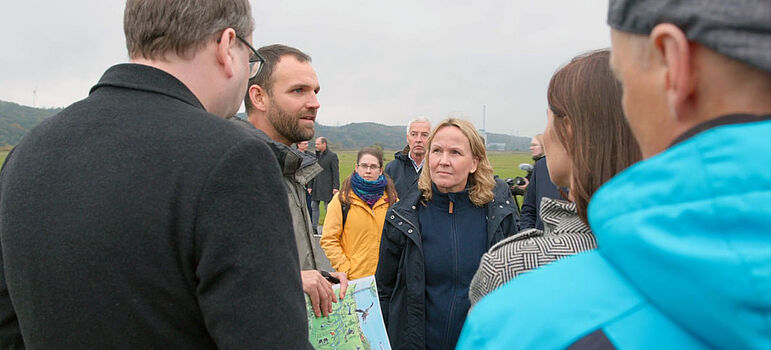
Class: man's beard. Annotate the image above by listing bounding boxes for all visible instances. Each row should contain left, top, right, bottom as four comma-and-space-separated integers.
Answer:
267, 104, 315, 143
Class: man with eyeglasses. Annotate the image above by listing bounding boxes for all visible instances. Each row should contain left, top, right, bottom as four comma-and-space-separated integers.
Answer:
236, 44, 348, 319
0, 1, 312, 349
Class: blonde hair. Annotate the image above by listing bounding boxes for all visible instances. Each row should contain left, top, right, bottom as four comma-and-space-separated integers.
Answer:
418, 118, 496, 206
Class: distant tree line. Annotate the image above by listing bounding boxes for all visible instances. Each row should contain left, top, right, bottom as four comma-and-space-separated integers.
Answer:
1, 101, 530, 150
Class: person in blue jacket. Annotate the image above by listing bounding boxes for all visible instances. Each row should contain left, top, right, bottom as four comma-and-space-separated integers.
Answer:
376, 118, 518, 350
519, 155, 564, 230
458, 0, 771, 349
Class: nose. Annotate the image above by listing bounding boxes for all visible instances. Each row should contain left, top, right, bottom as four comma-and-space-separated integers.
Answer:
307, 94, 320, 110
437, 152, 450, 165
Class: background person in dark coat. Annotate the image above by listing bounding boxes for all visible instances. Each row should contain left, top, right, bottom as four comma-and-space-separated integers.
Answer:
297, 140, 315, 215
376, 118, 518, 350
310, 136, 340, 230
519, 156, 565, 230
0, 1, 312, 349
385, 116, 431, 198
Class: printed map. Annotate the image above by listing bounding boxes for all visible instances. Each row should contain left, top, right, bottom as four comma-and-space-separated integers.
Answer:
306, 275, 391, 350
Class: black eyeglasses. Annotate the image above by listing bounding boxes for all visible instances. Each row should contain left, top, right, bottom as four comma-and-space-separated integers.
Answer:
357, 163, 381, 171
236, 35, 265, 79
216, 34, 264, 78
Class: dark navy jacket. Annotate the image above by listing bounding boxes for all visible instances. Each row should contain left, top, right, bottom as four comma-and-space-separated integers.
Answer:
384, 147, 421, 199
520, 157, 565, 230
375, 179, 518, 349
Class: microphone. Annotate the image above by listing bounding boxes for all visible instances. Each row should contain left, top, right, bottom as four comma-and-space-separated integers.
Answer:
518, 163, 533, 172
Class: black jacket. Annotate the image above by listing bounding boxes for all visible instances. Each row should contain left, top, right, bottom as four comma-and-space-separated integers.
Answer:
375, 179, 519, 349
0, 64, 312, 349
385, 146, 422, 199
311, 149, 339, 202
520, 157, 565, 230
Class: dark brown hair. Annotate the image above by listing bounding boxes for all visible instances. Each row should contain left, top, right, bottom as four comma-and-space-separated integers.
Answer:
243, 44, 312, 112
547, 49, 642, 223
124, 0, 253, 60
339, 147, 398, 207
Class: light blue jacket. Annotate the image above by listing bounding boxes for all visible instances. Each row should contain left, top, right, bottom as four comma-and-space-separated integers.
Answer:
457, 118, 771, 349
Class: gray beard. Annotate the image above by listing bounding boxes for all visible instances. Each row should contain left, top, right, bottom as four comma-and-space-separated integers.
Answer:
266, 104, 315, 143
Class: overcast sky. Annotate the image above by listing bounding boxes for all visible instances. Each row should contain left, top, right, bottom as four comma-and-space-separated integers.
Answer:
0, 1, 611, 137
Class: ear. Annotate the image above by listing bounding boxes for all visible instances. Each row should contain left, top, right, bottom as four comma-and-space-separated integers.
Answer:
215, 28, 238, 78
470, 157, 479, 174
563, 115, 574, 140
247, 84, 269, 112
651, 23, 694, 121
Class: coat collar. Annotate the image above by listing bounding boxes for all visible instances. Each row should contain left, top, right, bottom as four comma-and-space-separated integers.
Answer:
387, 179, 516, 247
230, 118, 322, 184
91, 64, 204, 110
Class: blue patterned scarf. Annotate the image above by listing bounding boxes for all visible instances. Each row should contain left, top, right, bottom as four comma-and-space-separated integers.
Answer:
351, 172, 387, 207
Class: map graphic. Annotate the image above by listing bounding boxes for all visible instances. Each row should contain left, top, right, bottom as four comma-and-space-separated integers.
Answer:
306, 275, 391, 350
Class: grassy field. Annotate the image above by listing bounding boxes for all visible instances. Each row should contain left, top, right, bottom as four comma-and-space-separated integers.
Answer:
0, 149, 531, 225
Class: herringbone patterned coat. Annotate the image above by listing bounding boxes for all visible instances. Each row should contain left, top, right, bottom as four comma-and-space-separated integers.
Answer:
469, 198, 596, 305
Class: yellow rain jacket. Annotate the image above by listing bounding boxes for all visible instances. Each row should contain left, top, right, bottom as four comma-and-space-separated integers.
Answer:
321, 191, 391, 280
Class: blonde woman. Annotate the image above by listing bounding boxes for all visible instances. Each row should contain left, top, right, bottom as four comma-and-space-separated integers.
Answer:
321, 147, 397, 280
375, 118, 519, 350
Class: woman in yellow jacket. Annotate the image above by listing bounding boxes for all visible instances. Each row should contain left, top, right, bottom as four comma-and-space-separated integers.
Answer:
321, 147, 398, 280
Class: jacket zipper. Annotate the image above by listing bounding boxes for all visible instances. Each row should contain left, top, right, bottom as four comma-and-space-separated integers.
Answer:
442, 201, 458, 349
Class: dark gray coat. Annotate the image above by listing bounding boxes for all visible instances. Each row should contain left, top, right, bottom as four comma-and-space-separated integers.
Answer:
375, 179, 519, 349
0, 64, 312, 349
384, 146, 421, 199
311, 149, 339, 202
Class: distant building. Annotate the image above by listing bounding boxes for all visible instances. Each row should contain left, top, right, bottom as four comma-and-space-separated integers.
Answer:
486, 142, 506, 151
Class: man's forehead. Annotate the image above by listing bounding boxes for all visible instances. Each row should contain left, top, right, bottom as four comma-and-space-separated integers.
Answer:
274, 55, 319, 86
409, 122, 431, 132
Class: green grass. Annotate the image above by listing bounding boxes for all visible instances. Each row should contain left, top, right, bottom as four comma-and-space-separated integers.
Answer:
318, 150, 531, 224
0, 151, 8, 167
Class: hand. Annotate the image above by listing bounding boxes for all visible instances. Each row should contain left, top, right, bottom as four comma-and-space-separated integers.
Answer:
301, 270, 337, 317
515, 178, 529, 191
332, 189, 339, 195
331, 272, 348, 300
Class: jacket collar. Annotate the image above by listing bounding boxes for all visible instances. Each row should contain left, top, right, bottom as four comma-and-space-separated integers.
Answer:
91, 64, 204, 110
230, 118, 322, 184
670, 114, 771, 147
387, 179, 516, 247
393, 146, 411, 162
538, 197, 591, 236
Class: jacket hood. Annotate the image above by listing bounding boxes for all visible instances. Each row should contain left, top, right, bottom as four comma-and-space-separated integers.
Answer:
588, 120, 771, 349
393, 146, 411, 161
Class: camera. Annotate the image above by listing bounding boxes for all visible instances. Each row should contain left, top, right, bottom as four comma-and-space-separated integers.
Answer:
505, 176, 527, 197
505, 176, 527, 187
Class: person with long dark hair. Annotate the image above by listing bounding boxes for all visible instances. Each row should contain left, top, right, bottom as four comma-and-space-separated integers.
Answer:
321, 147, 397, 280
468, 49, 641, 305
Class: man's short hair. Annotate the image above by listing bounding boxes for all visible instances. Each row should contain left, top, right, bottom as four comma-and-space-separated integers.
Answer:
407, 116, 431, 134
317, 137, 327, 145
124, 0, 254, 60
243, 44, 312, 112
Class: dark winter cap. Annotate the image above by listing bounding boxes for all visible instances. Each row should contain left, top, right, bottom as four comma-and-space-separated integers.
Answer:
607, 0, 771, 73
